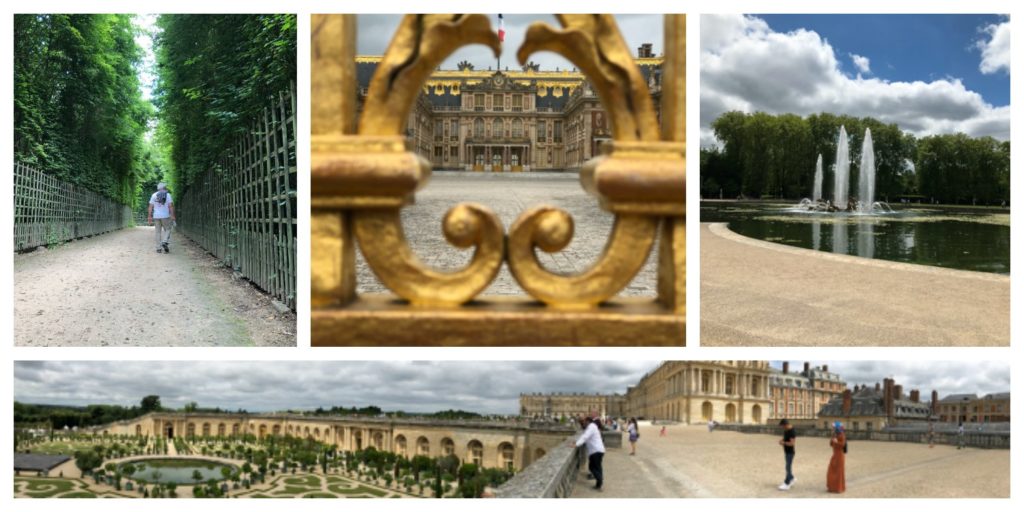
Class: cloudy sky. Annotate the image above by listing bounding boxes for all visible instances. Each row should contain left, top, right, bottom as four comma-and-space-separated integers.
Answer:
356, 14, 663, 72
15, 361, 1007, 413
13, 361, 659, 414
701, 14, 1010, 147
771, 361, 1009, 397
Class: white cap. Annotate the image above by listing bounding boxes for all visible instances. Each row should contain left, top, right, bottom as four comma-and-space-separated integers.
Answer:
157, 183, 167, 190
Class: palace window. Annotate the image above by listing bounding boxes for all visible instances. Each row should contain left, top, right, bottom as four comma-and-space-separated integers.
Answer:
537, 121, 546, 142
451, 120, 459, 141
725, 376, 734, 395
512, 118, 523, 138
493, 93, 504, 111
434, 146, 443, 159
474, 93, 485, 111
474, 118, 484, 138
493, 118, 503, 138
450, 146, 458, 159
435, 119, 443, 141
554, 120, 563, 142
512, 94, 523, 112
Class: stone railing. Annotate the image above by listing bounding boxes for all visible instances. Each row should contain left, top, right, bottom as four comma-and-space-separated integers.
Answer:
495, 429, 621, 498
715, 423, 1010, 449
494, 434, 582, 498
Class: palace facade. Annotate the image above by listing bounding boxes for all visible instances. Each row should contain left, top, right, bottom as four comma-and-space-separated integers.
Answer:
519, 392, 626, 420
355, 44, 664, 172
86, 412, 570, 471
818, 378, 936, 431
936, 392, 1011, 424
625, 361, 773, 424
769, 362, 846, 420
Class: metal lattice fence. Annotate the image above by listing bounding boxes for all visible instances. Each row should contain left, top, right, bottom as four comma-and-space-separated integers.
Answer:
13, 162, 132, 251
176, 84, 297, 310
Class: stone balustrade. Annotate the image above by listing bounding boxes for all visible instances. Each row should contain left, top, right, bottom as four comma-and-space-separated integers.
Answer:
714, 423, 1010, 449
495, 429, 622, 498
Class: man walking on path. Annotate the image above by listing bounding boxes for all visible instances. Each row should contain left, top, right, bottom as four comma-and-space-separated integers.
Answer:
148, 183, 175, 253
572, 416, 606, 491
778, 419, 797, 490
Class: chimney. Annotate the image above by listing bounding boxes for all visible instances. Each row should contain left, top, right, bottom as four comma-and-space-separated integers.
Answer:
875, 382, 881, 392
910, 390, 920, 403
822, 365, 829, 373
883, 379, 894, 419
782, 362, 789, 374
637, 43, 653, 58
931, 390, 939, 414
894, 385, 904, 400
803, 362, 810, 374
842, 389, 852, 416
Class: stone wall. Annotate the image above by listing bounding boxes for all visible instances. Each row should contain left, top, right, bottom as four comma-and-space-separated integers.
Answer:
715, 423, 1010, 449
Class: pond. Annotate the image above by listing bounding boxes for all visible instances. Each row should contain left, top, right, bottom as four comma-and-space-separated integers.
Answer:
701, 202, 1010, 275
119, 458, 238, 485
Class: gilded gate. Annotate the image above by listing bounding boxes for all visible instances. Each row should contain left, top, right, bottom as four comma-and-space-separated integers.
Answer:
311, 14, 684, 345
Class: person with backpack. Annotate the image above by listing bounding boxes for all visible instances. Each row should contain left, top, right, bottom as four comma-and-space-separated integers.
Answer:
148, 183, 176, 253
827, 421, 846, 493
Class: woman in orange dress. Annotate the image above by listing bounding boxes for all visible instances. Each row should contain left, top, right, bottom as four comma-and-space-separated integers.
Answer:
827, 421, 846, 493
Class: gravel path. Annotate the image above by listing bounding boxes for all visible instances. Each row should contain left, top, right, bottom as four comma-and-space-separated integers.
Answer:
700, 223, 1009, 346
15, 227, 295, 346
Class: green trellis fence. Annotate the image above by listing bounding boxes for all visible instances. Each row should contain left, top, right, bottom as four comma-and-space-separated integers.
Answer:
13, 162, 132, 251
176, 83, 297, 311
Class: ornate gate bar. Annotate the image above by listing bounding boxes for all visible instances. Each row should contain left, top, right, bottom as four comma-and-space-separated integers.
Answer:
311, 14, 684, 346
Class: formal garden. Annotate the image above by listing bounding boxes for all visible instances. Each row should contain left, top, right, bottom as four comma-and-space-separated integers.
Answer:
15, 432, 515, 499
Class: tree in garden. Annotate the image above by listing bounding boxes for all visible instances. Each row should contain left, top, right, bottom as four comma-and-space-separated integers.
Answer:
191, 469, 203, 485
140, 395, 162, 413
73, 449, 103, 476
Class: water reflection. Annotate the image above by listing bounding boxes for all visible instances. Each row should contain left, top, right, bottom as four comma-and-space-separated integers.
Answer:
702, 204, 1009, 274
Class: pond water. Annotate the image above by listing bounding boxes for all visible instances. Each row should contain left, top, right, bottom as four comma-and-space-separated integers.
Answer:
701, 202, 1010, 275
120, 458, 238, 485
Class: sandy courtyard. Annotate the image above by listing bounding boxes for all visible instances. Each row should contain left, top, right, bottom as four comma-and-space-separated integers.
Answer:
573, 424, 1009, 498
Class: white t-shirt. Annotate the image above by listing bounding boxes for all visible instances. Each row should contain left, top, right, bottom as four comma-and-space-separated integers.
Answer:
150, 191, 174, 219
575, 422, 606, 455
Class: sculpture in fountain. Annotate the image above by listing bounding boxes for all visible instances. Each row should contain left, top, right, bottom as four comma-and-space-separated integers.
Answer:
798, 125, 893, 213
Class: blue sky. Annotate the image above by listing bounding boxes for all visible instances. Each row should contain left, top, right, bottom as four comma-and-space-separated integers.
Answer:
701, 14, 1010, 147
757, 14, 1009, 106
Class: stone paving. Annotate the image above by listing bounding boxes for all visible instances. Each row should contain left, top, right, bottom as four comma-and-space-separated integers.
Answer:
355, 171, 658, 297
572, 424, 1009, 498
701, 222, 1009, 346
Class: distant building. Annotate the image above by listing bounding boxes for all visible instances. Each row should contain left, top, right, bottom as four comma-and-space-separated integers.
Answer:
937, 392, 1010, 423
625, 361, 772, 424
355, 44, 664, 172
817, 378, 935, 431
769, 362, 846, 420
519, 392, 626, 419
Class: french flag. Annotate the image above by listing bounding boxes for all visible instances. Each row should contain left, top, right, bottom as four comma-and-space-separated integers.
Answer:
498, 14, 505, 42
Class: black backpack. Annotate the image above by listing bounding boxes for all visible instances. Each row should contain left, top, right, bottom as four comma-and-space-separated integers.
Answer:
843, 440, 848, 454
155, 190, 168, 205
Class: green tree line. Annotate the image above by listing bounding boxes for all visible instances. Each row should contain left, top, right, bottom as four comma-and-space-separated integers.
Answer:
14, 14, 154, 206
153, 14, 296, 191
701, 111, 1010, 205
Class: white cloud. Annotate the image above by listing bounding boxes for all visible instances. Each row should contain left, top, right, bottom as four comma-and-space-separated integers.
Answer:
850, 53, 871, 74
700, 14, 1010, 147
976, 18, 1010, 74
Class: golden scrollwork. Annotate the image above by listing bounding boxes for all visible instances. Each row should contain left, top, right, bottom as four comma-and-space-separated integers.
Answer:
360, 14, 501, 135
508, 207, 659, 308
517, 14, 659, 141
355, 203, 505, 306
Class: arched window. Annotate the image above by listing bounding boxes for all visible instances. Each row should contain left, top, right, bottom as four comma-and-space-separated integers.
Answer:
468, 440, 484, 465
395, 435, 408, 456
512, 118, 523, 138
474, 118, 484, 138
417, 436, 430, 456
441, 438, 455, 456
498, 442, 515, 470
492, 118, 503, 138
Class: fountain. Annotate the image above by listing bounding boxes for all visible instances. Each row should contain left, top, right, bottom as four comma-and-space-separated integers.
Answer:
835, 125, 850, 209
858, 128, 875, 212
797, 126, 893, 213
812, 154, 823, 202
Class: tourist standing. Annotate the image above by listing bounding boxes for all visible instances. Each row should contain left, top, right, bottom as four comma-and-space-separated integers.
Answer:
778, 419, 797, 490
827, 421, 846, 493
147, 182, 176, 253
957, 423, 965, 449
627, 417, 639, 455
927, 422, 935, 448
572, 417, 606, 491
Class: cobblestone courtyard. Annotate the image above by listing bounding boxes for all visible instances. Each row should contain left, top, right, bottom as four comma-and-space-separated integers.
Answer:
355, 172, 659, 297
574, 424, 1009, 498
